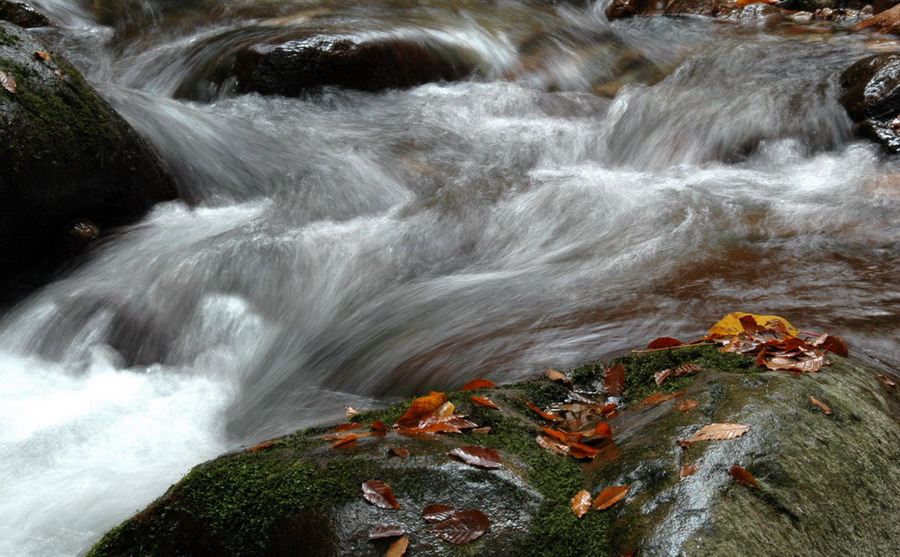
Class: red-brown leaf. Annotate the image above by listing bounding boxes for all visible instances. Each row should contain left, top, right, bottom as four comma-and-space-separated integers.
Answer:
680, 464, 698, 478
371, 421, 388, 433
429, 510, 490, 544
605, 363, 626, 397
471, 426, 492, 434
368, 524, 406, 540
394, 391, 448, 428
422, 504, 457, 522
600, 403, 619, 417
526, 401, 563, 422
676, 439, 693, 449
334, 422, 362, 432
448, 445, 503, 469
592, 485, 629, 510
470, 396, 499, 409
808, 395, 832, 415
535, 434, 569, 456
821, 335, 849, 357
388, 446, 410, 459
647, 337, 684, 349
594, 422, 613, 439
361, 480, 401, 509
460, 379, 496, 391
729, 465, 758, 488
387, 536, 409, 557
330, 434, 358, 448
674, 399, 699, 412
570, 489, 592, 518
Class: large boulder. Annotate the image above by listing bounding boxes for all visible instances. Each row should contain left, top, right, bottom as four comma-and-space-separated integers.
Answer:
87, 345, 900, 556
839, 53, 900, 151
0, 21, 176, 298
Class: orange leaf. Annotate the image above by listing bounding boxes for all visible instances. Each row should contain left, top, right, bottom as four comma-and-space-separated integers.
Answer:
634, 390, 685, 408
592, 485, 629, 510
600, 403, 619, 417
540, 427, 570, 443
369, 524, 406, 540
330, 434, 358, 448
429, 509, 491, 544
808, 395, 831, 415
526, 401, 563, 422
245, 440, 275, 452
334, 422, 362, 432
546, 368, 573, 384
605, 364, 626, 397
34, 50, 51, 61
448, 445, 503, 469
674, 399, 699, 412
680, 464, 698, 478
361, 480, 401, 509
460, 379, 496, 391
594, 422, 613, 439
687, 422, 749, 442
388, 446, 410, 459
422, 504, 457, 522
394, 391, 448, 428
371, 421, 388, 433
729, 465, 757, 488
567, 442, 600, 459
387, 535, 409, 557
647, 337, 684, 349
570, 489, 592, 518
470, 396, 499, 409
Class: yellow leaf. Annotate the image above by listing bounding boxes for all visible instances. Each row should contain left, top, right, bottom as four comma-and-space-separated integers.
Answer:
707, 312, 799, 338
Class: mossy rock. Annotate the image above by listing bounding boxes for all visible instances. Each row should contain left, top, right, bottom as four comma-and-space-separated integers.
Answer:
0, 22, 175, 300
88, 346, 900, 556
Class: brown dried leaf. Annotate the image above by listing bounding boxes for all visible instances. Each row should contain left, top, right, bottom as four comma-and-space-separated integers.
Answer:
877, 374, 897, 388
654, 369, 672, 385
422, 504, 457, 522
388, 446, 410, 459
386, 535, 409, 557
371, 421, 388, 434
688, 422, 749, 442
330, 434, 358, 449
592, 485, 629, 510
570, 489, 592, 518
470, 396, 499, 409
680, 464, 698, 478
535, 434, 569, 456
821, 335, 849, 357
729, 465, 758, 488
605, 363, 626, 397
546, 367, 573, 384
808, 395, 832, 415
429, 510, 490, 544
394, 391, 448, 428
448, 445, 503, 469
526, 401, 563, 422
0, 71, 16, 94
471, 426, 492, 434
368, 524, 405, 540
460, 379, 496, 391
34, 50, 51, 61
674, 399, 699, 412
634, 390, 685, 408
647, 337, 684, 349
361, 480, 401, 509
600, 403, 619, 417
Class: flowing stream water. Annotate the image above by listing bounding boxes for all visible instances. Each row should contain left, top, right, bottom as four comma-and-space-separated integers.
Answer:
1, 0, 898, 554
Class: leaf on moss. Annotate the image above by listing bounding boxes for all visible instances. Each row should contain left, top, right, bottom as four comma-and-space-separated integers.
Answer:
729, 465, 758, 488
605, 363, 626, 397
592, 485, 629, 510
471, 426, 492, 434
429, 510, 490, 544
676, 439, 693, 449
422, 504, 457, 523
362, 480, 401, 509
674, 399, 699, 412
535, 434, 569, 456
371, 421, 388, 434
334, 422, 362, 432
808, 395, 831, 415
680, 464, 698, 478
877, 374, 897, 388
470, 396, 499, 409
570, 489, 592, 518
0, 71, 17, 94
647, 336, 684, 349
395, 391, 448, 428
688, 422, 749, 442
330, 434, 358, 448
344, 405, 359, 417
460, 379, 496, 391
449, 445, 503, 469
387, 535, 409, 557
546, 367, 573, 384
526, 401, 563, 422
369, 524, 405, 540
245, 440, 275, 452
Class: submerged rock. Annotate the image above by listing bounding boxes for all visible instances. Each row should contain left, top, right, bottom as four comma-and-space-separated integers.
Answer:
88, 346, 900, 556
839, 53, 900, 151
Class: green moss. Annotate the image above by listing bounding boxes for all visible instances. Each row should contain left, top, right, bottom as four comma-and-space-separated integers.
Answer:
0, 26, 19, 47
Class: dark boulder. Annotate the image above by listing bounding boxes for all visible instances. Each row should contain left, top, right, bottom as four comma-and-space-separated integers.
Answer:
0, 22, 176, 299
0, 0, 50, 28
839, 53, 900, 151
606, 0, 661, 20
664, 0, 722, 17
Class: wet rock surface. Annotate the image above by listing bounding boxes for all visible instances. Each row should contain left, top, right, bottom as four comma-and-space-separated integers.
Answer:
88, 347, 900, 556
840, 53, 900, 151
0, 0, 50, 27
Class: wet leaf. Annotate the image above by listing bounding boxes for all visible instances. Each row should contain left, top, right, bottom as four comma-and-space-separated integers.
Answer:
570, 489, 592, 518
422, 504, 457, 523
448, 445, 503, 469
707, 312, 799, 338
634, 390, 685, 408
647, 337, 683, 349
344, 405, 359, 418
469, 396, 499, 409
361, 480, 401, 510
656, 363, 701, 385
245, 440, 275, 452
471, 426, 492, 434
526, 401, 563, 422
729, 465, 758, 488
371, 421, 388, 433
460, 379, 496, 391
395, 391, 448, 428
34, 50, 51, 61
535, 434, 569, 456
877, 374, 897, 388
680, 464, 698, 478
820, 335, 849, 357
334, 422, 362, 432
605, 363, 626, 397
592, 485, 629, 510
687, 422, 749, 442
600, 403, 619, 417
435, 401, 456, 417
808, 395, 832, 415
674, 399, 699, 412
369, 524, 405, 540
330, 434, 358, 448
388, 446, 410, 459
429, 510, 490, 544
546, 367, 573, 384
594, 422, 613, 439
386, 535, 409, 557
540, 427, 571, 443
0, 71, 16, 94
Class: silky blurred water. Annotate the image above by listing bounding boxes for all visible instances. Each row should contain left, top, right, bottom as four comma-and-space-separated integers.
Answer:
1, 1, 898, 554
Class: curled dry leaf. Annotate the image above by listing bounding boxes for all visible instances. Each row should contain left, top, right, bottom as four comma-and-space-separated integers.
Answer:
388, 446, 410, 459
570, 489, 592, 518
461, 379, 496, 391
369, 524, 405, 540
674, 399, 699, 412
395, 391, 448, 428
877, 374, 897, 388
429, 510, 491, 544
647, 336, 684, 349
0, 71, 17, 94
728, 465, 758, 488
688, 422, 749, 443
680, 464, 698, 478
34, 50, 51, 61
387, 536, 409, 557
422, 504, 457, 523
593, 485, 629, 510
605, 363, 626, 397
469, 396, 499, 409
808, 395, 832, 415
526, 401, 563, 422
361, 480, 401, 510
448, 445, 503, 469
546, 367, 573, 384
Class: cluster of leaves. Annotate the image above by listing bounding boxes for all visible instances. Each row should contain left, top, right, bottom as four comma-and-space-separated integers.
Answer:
569, 485, 630, 518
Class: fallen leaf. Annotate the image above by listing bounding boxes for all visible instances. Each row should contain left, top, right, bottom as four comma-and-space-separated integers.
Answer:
429, 510, 490, 544
535, 434, 569, 456
674, 399, 699, 412
334, 422, 362, 432
592, 485, 629, 510
369, 524, 405, 540
526, 401, 563, 422
387, 535, 409, 557
676, 439, 693, 449
388, 446, 410, 459
605, 363, 626, 397
395, 392, 448, 428
820, 335, 849, 357
546, 367, 573, 384
344, 406, 359, 418
808, 395, 832, 415
461, 379, 496, 391
330, 434, 358, 448
435, 401, 456, 417
245, 440, 275, 452
571, 489, 592, 518
729, 465, 758, 488
448, 445, 503, 469
877, 374, 897, 388
371, 421, 388, 433
0, 71, 17, 94
600, 403, 619, 417
422, 504, 457, 523
688, 422, 750, 442
540, 427, 571, 443
634, 390, 685, 408
707, 312, 799, 338
471, 426, 492, 434
361, 480, 401, 510
647, 337, 684, 349
470, 396, 499, 409
680, 464, 698, 478
34, 50, 51, 61
594, 422, 613, 439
